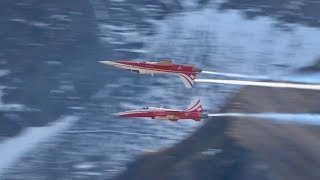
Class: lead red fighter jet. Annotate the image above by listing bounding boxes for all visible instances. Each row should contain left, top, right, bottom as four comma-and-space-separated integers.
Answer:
99, 60, 202, 88
112, 99, 208, 121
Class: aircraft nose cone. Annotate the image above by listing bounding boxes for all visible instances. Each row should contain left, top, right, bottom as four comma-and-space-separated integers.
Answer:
99, 61, 116, 66
111, 112, 123, 116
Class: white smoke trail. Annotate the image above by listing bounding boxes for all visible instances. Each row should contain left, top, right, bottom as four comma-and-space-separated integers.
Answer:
195, 79, 320, 90
207, 113, 320, 125
202, 70, 268, 80
202, 71, 320, 85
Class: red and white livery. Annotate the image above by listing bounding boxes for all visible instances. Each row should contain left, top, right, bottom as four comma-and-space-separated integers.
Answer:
99, 60, 202, 88
112, 99, 207, 121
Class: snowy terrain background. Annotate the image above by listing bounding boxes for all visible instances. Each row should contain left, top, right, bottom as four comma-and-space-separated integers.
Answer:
0, 0, 319, 179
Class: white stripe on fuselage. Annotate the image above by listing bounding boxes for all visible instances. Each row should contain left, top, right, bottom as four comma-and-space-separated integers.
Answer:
112, 62, 192, 74
114, 108, 183, 116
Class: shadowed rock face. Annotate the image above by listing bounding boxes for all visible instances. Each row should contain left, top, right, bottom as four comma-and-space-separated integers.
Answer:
219, 0, 320, 28
113, 117, 253, 180
114, 87, 320, 180
228, 87, 320, 180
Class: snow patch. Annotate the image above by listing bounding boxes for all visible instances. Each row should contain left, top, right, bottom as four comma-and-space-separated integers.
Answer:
110, 0, 125, 2
201, 148, 222, 156
0, 70, 10, 77
0, 116, 79, 176
73, 162, 96, 170
45, 61, 62, 66
9, 18, 27, 23
59, 84, 74, 91
29, 21, 50, 27
114, 48, 148, 53
50, 15, 72, 22
0, 86, 28, 112
73, 171, 102, 176
68, 106, 84, 110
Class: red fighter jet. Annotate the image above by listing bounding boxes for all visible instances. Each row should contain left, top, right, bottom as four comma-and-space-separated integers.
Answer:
112, 99, 208, 121
99, 60, 202, 88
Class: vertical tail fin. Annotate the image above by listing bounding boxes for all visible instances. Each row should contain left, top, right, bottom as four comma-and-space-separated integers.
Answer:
186, 99, 203, 112
178, 73, 197, 88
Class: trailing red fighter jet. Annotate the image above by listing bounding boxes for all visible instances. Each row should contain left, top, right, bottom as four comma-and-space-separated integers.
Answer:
99, 60, 202, 88
112, 99, 207, 121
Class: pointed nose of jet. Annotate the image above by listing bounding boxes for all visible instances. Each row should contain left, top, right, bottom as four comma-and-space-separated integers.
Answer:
99, 60, 117, 66
111, 112, 124, 116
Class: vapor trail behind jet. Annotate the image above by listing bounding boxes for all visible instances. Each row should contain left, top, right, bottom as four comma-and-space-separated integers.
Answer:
207, 113, 320, 125
195, 79, 320, 90
202, 70, 268, 79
